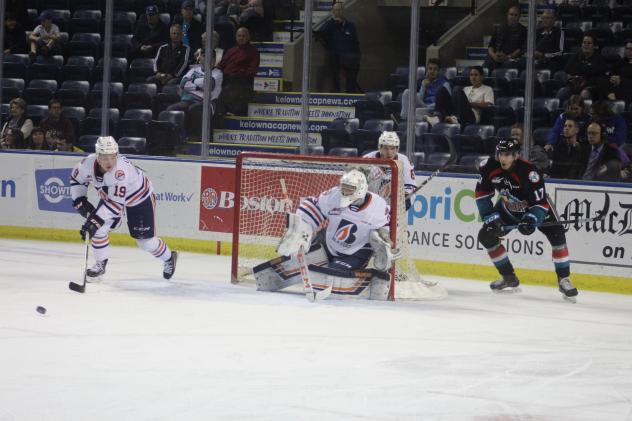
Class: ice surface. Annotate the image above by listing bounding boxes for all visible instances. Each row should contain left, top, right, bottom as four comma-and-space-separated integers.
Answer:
1, 239, 632, 421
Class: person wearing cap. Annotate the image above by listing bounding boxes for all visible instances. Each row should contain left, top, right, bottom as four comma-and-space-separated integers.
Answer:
148, 23, 191, 86
29, 10, 61, 61
173, 0, 203, 54
132, 4, 170, 59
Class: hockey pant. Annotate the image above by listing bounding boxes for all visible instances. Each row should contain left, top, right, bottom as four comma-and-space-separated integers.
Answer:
478, 204, 570, 279
91, 195, 172, 263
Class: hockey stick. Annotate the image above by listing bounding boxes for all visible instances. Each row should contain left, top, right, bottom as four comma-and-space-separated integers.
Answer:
69, 235, 90, 293
279, 178, 330, 302
405, 136, 457, 200
502, 214, 605, 231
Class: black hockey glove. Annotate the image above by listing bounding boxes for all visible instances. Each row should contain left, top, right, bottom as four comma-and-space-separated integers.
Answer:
518, 213, 538, 236
72, 197, 95, 219
80, 213, 105, 240
482, 212, 503, 237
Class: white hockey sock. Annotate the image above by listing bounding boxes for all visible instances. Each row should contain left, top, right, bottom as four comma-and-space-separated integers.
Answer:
91, 234, 110, 262
137, 237, 172, 262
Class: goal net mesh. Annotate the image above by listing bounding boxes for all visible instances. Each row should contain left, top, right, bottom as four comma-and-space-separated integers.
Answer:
231, 153, 446, 301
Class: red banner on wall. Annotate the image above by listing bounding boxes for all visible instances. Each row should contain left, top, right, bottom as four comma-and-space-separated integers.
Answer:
199, 166, 236, 232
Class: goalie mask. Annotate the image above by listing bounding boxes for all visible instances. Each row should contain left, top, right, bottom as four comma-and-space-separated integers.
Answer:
339, 169, 368, 208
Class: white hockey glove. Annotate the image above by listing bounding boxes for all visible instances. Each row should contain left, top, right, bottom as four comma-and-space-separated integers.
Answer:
369, 228, 402, 272
277, 213, 314, 256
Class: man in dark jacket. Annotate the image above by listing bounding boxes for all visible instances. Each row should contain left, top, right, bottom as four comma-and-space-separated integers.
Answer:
315, 1, 361, 93
535, 9, 564, 72
132, 5, 170, 58
557, 34, 608, 103
4, 13, 27, 54
173, 0, 203, 55
148, 24, 191, 86
484, 4, 527, 71
548, 118, 585, 179
40, 100, 76, 147
580, 122, 622, 181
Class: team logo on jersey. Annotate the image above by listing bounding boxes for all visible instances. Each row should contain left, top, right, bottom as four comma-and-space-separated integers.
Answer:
115, 170, 125, 181
334, 219, 357, 245
328, 207, 342, 215
528, 171, 540, 183
201, 187, 219, 210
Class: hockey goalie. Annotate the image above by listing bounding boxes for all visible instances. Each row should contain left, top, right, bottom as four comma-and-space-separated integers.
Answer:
252, 169, 400, 300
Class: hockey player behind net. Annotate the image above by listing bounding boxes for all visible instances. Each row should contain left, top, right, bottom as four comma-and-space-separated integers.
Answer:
69, 136, 178, 281
253, 169, 402, 300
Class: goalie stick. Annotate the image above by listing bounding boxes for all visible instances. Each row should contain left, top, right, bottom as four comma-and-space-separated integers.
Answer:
502, 214, 605, 231
279, 178, 332, 302
69, 235, 90, 293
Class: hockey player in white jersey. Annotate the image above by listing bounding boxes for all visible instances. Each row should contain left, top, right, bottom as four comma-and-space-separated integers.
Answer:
69, 136, 177, 281
363, 131, 416, 209
253, 169, 400, 299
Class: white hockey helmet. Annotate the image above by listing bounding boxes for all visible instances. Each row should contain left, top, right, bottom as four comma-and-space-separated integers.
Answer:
378, 131, 400, 148
339, 169, 368, 208
95, 136, 119, 155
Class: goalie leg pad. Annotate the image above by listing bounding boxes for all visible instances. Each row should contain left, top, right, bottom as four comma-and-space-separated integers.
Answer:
309, 265, 389, 299
253, 244, 328, 291
277, 213, 313, 256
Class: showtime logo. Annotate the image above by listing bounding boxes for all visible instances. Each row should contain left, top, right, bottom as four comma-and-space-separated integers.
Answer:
34, 169, 75, 213
201, 188, 292, 213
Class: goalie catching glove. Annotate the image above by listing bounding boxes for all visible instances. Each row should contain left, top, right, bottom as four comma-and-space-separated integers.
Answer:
277, 213, 314, 256
369, 228, 401, 272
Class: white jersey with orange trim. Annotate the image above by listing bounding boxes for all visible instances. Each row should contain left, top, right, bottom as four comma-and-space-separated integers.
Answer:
298, 187, 390, 257
363, 151, 416, 196
70, 154, 153, 221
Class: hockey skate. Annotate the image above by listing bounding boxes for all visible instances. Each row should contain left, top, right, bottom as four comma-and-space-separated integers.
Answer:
163, 251, 178, 280
558, 277, 578, 303
86, 259, 108, 282
490, 274, 521, 294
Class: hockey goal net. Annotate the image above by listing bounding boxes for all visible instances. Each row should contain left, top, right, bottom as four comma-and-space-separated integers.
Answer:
231, 152, 446, 301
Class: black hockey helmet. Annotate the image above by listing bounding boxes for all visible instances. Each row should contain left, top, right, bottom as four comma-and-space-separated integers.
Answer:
495, 138, 520, 158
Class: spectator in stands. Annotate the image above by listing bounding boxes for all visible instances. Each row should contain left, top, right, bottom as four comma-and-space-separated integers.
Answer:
544, 95, 590, 152
217, 27, 260, 116
173, 1, 203, 54
52, 132, 83, 153
557, 34, 608, 103
447, 66, 494, 126
213, 0, 241, 17
239, 0, 264, 25
591, 101, 627, 147
6, 0, 30, 29
548, 117, 585, 179
510, 123, 550, 172
194, 31, 220, 64
1, 98, 33, 148
400, 58, 451, 123
621, 144, 632, 182
607, 41, 632, 105
39, 100, 76, 147
484, 4, 526, 71
579, 122, 622, 181
132, 5, 170, 59
315, 1, 362, 93
148, 24, 191, 86
29, 127, 48, 150
534, 9, 564, 73
4, 13, 27, 54
28, 10, 61, 62
168, 49, 223, 137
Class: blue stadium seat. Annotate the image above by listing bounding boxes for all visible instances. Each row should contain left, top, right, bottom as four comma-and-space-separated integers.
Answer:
117, 109, 153, 138
123, 83, 157, 110
452, 134, 486, 156
67, 32, 101, 58
118, 137, 147, 155
78, 134, 99, 152
113, 11, 136, 34
462, 124, 495, 139
328, 147, 358, 157
147, 120, 178, 155
128, 58, 156, 83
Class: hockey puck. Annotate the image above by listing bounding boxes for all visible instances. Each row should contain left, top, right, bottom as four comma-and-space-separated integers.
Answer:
36, 306, 47, 315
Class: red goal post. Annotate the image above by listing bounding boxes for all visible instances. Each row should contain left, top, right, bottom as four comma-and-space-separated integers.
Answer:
231, 152, 405, 300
